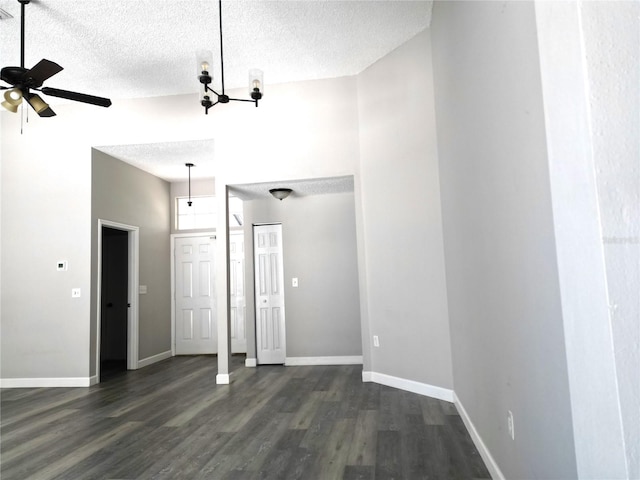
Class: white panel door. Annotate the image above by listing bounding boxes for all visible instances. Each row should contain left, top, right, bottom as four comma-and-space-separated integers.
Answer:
254, 224, 286, 364
230, 232, 247, 353
175, 236, 216, 354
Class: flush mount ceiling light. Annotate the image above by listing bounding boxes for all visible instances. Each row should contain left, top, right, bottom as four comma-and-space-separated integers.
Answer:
197, 0, 263, 114
269, 188, 292, 201
186, 163, 195, 206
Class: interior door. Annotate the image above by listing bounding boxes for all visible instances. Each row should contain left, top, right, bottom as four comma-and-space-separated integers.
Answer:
175, 235, 216, 354
230, 232, 247, 353
101, 227, 129, 374
254, 224, 286, 364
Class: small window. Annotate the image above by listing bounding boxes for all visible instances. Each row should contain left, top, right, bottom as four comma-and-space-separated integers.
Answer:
176, 195, 216, 230
176, 195, 244, 230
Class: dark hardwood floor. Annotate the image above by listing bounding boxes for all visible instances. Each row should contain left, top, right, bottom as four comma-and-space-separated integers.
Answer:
1, 355, 490, 479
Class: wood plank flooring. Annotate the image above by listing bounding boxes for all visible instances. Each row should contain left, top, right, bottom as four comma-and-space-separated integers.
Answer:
1, 356, 491, 479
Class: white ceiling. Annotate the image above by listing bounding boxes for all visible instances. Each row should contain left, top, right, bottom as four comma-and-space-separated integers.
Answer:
1, 0, 432, 183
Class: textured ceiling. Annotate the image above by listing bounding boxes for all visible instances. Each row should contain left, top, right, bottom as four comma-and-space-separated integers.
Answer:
1, 0, 432, 183
229, 175, 354, 200
95, 140, 215, 182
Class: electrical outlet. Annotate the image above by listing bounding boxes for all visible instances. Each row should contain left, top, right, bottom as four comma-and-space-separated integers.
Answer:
71, 288, 81, 298
292, 278, 299, 287
373, 335, 380, 347
507, 410, 515, 440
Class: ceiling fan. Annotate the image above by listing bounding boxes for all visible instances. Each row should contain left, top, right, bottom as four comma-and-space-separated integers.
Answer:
0, 0, 112, 117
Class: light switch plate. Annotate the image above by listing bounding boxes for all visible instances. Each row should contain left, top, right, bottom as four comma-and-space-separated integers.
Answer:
139, 285, 148, 294
292, 278, 299, 287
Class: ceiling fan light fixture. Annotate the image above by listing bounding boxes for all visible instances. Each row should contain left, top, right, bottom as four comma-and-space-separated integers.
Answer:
269, 188, 293, 201
1, 88, 23, 112
0, 0, 111, 124
25, 93, 49, 114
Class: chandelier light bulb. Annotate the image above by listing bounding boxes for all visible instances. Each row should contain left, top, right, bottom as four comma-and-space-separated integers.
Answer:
201, 61, 210, 73
249, 69, 264, 102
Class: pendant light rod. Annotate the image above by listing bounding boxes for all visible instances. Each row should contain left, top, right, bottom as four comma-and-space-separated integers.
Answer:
19, 0, 29, 69
218, 0, 225, 95
186, 163, 194, 206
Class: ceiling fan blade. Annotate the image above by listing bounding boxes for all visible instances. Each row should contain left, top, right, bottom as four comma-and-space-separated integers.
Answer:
24, 59, 63, 87
23, 92, 56, 117
41, 87, 112, 107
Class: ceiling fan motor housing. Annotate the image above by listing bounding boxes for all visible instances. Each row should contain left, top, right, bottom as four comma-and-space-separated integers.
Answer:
1, 66, 29, 87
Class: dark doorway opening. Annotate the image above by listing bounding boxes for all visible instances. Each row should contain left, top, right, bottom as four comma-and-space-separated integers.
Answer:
100, 227, 129, 380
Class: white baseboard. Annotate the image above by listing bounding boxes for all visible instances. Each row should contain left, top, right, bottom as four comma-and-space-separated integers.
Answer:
362, 370, 454, 403
285, 356, 363, 366
245, 358, 257, 367
0, 377, 92, 388
89, 375, 99, 386
216, 373, 231, 384
137, 350, 172, 369
454, 392, 505, 480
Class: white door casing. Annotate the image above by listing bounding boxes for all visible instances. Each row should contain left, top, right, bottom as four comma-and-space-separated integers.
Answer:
230, 232, 247, 353
254, 224, 286, 364
175, 236, 216, 355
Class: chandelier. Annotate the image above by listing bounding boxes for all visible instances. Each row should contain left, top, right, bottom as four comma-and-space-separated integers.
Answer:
197, 0, 263, 114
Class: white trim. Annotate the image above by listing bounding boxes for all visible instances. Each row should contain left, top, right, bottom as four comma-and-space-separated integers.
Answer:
361, 370, 454, 403
137, 350, 172, 369
170, 232, 217, 357
89, 375, 99, 386
454, 392, 505, 480
285, 356, 363, 366
216, 373, 231, 384
245, 358, 257, 367
97, 219, 140, 383
0, 377, 92, 388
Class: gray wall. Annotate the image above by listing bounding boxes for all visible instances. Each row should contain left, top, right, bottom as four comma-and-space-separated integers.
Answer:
1, 122, 93, 379
91, 149, 171, 374
243, 192, 361, 360
356, 28, 453, 389
431, 2, 576, 478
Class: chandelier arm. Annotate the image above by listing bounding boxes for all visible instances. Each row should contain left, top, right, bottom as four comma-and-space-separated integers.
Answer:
227, 97, 257, 103
218, 0, 225, 95
205, 85, 222, 96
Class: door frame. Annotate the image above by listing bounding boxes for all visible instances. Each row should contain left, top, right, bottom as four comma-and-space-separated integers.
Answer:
97, 219, 140, 381
170, 232, 216, 356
